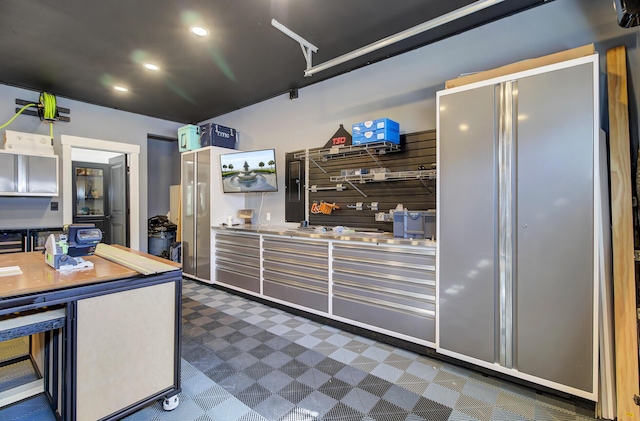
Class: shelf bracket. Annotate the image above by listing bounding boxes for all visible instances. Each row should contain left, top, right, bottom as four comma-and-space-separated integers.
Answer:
308, 156, 328, 174
364, 148, 383, 168
345, 180, 367, 198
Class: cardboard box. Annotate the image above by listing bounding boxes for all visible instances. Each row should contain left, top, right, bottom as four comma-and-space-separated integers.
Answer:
178, 125, 201, 152
199, 123, 237, 149
3, 130, 53, 155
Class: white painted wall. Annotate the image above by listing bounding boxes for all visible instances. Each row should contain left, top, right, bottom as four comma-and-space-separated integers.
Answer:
200, 0, 634, 226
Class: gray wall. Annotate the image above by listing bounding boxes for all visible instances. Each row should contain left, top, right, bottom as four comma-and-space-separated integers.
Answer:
0, 84, 182, 252
200, 0, 637, 226
1, 0, 636, 244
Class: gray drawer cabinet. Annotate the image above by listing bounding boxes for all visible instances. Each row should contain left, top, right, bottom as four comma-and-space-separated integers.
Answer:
332, 243, 436, 342
437, 55, 600, 399
263, 236, 329, 312
0, 151, 58, 196
215, 231, 261, 293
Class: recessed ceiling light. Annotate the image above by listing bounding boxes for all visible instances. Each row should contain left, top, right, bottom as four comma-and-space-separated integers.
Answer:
190, 26, 208, 36
144, 63, 160, 71
114, 86, 128, 92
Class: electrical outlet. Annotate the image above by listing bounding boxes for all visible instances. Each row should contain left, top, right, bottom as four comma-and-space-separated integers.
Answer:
266, 212, 271, 222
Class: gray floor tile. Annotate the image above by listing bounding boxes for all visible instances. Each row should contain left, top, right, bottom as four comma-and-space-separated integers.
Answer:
340, 387, 380, 414
258, 370, 295, 393
92, 280, 591, 421
253, 394, 296, 420
334, 365, 370, 386
383, 384, 423, 411
460, 381, 500, 406
296, 367, 333, 389
425, 382, 462, 408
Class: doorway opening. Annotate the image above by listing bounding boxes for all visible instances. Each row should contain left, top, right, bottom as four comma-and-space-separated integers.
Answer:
71, 155, 129, 246
61, 135, 141, 250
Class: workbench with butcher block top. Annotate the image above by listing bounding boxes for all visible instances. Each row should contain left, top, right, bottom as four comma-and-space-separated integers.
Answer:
0, 246, 182, 421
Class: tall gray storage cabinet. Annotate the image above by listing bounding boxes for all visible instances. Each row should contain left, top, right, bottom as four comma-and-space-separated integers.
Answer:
436, 54, 601, 400
181, 146, 244, 283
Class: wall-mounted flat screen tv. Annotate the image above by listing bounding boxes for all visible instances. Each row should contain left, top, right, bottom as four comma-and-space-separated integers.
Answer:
220, 149, 278, 193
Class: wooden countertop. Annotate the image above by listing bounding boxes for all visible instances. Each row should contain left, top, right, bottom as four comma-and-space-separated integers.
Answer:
0, 247, 181, 299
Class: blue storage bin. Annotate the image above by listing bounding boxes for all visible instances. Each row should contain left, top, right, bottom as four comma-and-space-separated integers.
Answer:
199, 123, 238, 149
352, 120, 376, 135
352, 127, 400, 145
352, 118, 399, 135
178, 125, 201, 152
373, 126, 400, 143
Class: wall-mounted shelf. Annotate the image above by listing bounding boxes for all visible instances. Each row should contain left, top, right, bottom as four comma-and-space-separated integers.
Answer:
330, 169, 436, 183
295, 142, 401, 174
294, 141, 400, 161
330, 169, 436, 198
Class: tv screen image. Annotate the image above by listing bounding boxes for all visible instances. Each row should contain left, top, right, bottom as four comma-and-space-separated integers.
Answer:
220, 149, 278, 193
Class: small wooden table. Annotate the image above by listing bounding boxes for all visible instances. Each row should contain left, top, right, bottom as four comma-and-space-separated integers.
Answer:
0, 249, 182, 421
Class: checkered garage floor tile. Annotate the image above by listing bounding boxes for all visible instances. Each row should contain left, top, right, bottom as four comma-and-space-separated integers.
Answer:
0, 279, 599, 421
124, 280, 598, 421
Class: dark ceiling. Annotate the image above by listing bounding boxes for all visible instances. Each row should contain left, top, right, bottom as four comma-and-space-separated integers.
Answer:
0, 0, 550, 124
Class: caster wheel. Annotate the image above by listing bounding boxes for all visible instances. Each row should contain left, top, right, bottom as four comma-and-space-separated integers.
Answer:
163, 395, 179, 411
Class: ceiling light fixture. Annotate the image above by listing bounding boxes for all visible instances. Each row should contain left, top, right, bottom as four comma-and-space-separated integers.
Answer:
114, 86, 128, 92
303, 0, 506, 77
144, 63, 160, 71
190, 26, 208, 37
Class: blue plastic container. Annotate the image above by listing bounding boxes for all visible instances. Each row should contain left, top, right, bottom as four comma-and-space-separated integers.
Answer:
178, 125, 201, 152
199, 123, 238, 149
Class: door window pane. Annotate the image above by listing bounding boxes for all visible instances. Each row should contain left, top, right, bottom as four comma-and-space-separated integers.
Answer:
76, 167, 105, 216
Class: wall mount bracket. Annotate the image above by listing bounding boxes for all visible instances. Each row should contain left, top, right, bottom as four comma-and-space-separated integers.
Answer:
271, 19, 318, 76
15, 98, 70, 122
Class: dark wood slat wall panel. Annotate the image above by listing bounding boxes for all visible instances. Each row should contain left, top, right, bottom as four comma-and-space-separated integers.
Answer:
307, 130, 436, 230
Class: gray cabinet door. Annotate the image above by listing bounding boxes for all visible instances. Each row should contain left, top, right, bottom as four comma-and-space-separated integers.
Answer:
195, 150, 211, 280
182, 153, 196, 276
0, 154, 17, 192
25, 155, 57, 194
438, 85, 497, 363
515, 63, 594, 392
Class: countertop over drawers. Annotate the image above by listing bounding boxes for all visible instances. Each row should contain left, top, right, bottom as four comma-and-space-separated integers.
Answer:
213, 225, 437, 247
